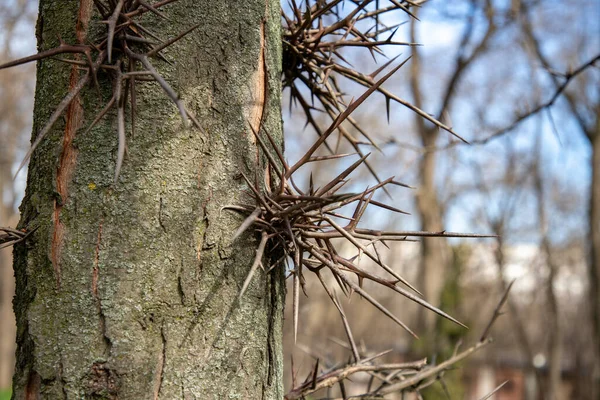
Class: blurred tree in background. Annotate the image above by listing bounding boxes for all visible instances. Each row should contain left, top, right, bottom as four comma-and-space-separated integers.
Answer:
282, 0, 599, 398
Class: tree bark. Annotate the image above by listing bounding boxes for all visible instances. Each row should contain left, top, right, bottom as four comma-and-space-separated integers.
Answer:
12, 1, 284, 398
589, 123, 600, 397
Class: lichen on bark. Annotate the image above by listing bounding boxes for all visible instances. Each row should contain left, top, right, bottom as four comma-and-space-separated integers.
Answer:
12, 1, 284, 398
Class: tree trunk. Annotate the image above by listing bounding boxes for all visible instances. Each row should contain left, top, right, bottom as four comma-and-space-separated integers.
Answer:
415, 129, 449, 343
12, 1, 284, 398
534, 151, 562, 400
590, 124, 600, 398
408, 16, 449, 342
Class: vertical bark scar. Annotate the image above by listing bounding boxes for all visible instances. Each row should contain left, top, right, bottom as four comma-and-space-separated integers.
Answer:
25, 370, 41, 400
247, 20, 267, 142
51, 0, 93, 288
159, 197, 167, 233
153, 327, 167, 400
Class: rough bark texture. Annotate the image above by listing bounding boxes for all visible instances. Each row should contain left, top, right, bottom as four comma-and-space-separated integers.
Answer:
12, 1, 284, 398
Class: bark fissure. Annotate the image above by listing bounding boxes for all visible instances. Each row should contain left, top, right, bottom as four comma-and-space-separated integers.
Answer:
152, 327, 166, 400
58, 358, 67, 400
25, 371, 41, 400
177, 262, 186, 306
158, 197, 167, 233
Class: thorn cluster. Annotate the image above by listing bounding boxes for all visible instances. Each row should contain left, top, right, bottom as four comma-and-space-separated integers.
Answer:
230, 70, 492, 345
282, 0, 467, 187
0, 0, 202, 182
0, 226, 35, 249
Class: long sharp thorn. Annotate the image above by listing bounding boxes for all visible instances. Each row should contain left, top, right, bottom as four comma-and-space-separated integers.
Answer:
306, 153, 356, 163
324, 216, 422, 295
293, 271, 300, 344
131, 52, 188, 127
114, 91, 127, 184
137, 0, 170, 20
93, 0, 108, 17
317, 272, 360, 362
148, 23, 201, 57
84, 93, 117, 135
315, 153, 370, 197
85, 63, 123, 135
239, 231, 268, 301
478, 381, 509, 400
391, 179, 416, 189
262, 127, 288, 171
291, 355, 297, 389
304, 240, 417, 338
287, 57, 411, 177
15, 72, 90, 178
391, 282, 468, 328
386, 26, 400, 43
107, 0, 125, 64
390, 0, 419, 20
327, 57, 466, 141
386, 96, 391, 123
369, 200, 410, 215
355, 190, 375, 227
185, 107, 205, 133
246, 120, 284, 178
0, 45, 91, 70
368, 54, 400, 80
310, 358, 319, 390
232, 207, 261, 240
480, 280, 515, 342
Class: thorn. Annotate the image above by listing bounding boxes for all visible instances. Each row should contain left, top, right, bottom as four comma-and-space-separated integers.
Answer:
107, 0, 126, 64
293, 271, 300, 344
232, 207, 261, 240
238, 231, 268, 301
15, 72, 91, 178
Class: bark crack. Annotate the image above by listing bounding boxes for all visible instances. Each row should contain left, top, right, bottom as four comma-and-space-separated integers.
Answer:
59, 357, 68, 399
92, 218, 112, 355
153, 327, 167, 400
177, 264, 186, 306
159, 197, 167, 232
